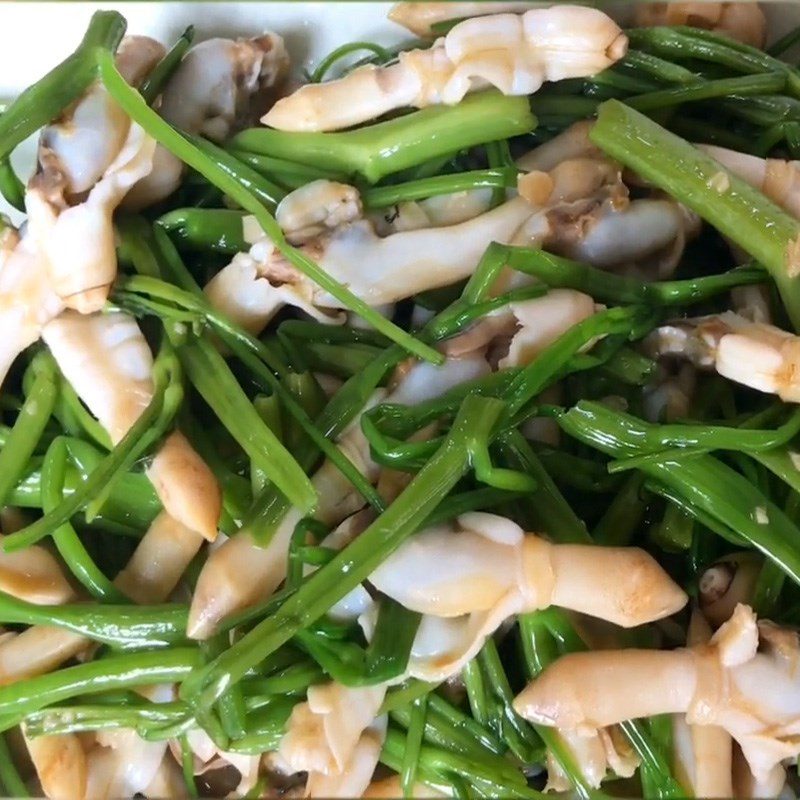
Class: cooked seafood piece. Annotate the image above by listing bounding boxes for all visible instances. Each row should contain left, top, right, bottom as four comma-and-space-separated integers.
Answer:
263, 7, 627, 131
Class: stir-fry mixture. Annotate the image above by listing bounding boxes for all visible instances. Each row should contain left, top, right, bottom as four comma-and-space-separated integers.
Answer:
4, 1, 800, 797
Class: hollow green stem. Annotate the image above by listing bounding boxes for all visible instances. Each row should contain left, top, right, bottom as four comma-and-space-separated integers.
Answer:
0, 591, 187, 649
592, 473, 647, 546
366, 598, 421, 683
42, 437, 125, 602
607, 406, 800, 456
627, 26, 800, 97
224, 699, 297, 755
628, 71, 786, 111
186, 134, 285, 212
156, 208, 247, 254
619, 49, 698, 85
0, 732, 27, 796
310, 40, 390, 83
506, 306, 643, 414
9, 436, 161, 532
363, 168, 516, 209
180, 735, 199, 798
652, 502, 694, 552
591, 100, 800, 329
3, 345, 181, 551
119, 254, 380, 511
139, 25, 194, 104
560, 402, 800, 586
751, 556, 786, 618
177, 334, 316, 513
0, 353, 57, 506
498, 431, 590, 544
232, 91, 536, 183
53, 378, 112, 450
0, 648, 201, 729
401, 694, 428, 798
230, 150, 348, 187
0, 154, 24, 211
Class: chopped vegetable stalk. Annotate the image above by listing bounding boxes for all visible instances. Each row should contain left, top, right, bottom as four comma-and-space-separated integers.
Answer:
139, 25, 195, 104
590, 100, 800, 329
0, 354, 57, 507
2, 342, 182, 551
558, 401, 800, 585
233, 92, 536, 182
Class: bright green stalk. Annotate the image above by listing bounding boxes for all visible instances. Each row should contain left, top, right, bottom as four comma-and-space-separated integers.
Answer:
749, 447, 800, 496
592, 473, 647, 546
301, 342, 382, 379
423, 694, 505, 757
0, 590, 187, 649
591, 100, 800, 329
42, 437, 125, 602
601, 346, 656, 386
626, 25, 800, 97
382, 682, 438, 716
180, 735, 199, 798
365, 598, 421, 682
3, 345, 181, 551
310, 40, 390, 83
401, 694, 428, 799
506, 247, 763, 310
0, 353, 57, 506
8, 437, 161, 532
186, 134, 285, 212
605, 406, 800, 456
628, 71, 786, 111
53, 378, 112, 450
506, 306, 644, 414
0, 649, 201, 729
498, 431, 590, 544
0, 732, 27, 797
139, 25, 194, 104
652, 502, 694, 551
716, 94, 800, 129
245, 661, 324, 696
231, 92, 536, 183
751, 558, 786, 618
0, 11, 126, 158
560, 401, 800, 585
224, 699, 297, 755
0, 154, 24, 211
463, 658, 491, 728
384, 727, 542, 799
362, 168, 516, 209
617, 49, 698, 85
156, 208, 247, 254
229, 150, 348, 187
478, 640, 543, 763
181, 394, 506, 708
98, 53, 441, 364
194, 248, 535, 551
177, 334, 317, 514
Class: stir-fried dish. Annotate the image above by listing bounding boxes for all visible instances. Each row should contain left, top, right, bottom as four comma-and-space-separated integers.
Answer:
3, 1, 800, 797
